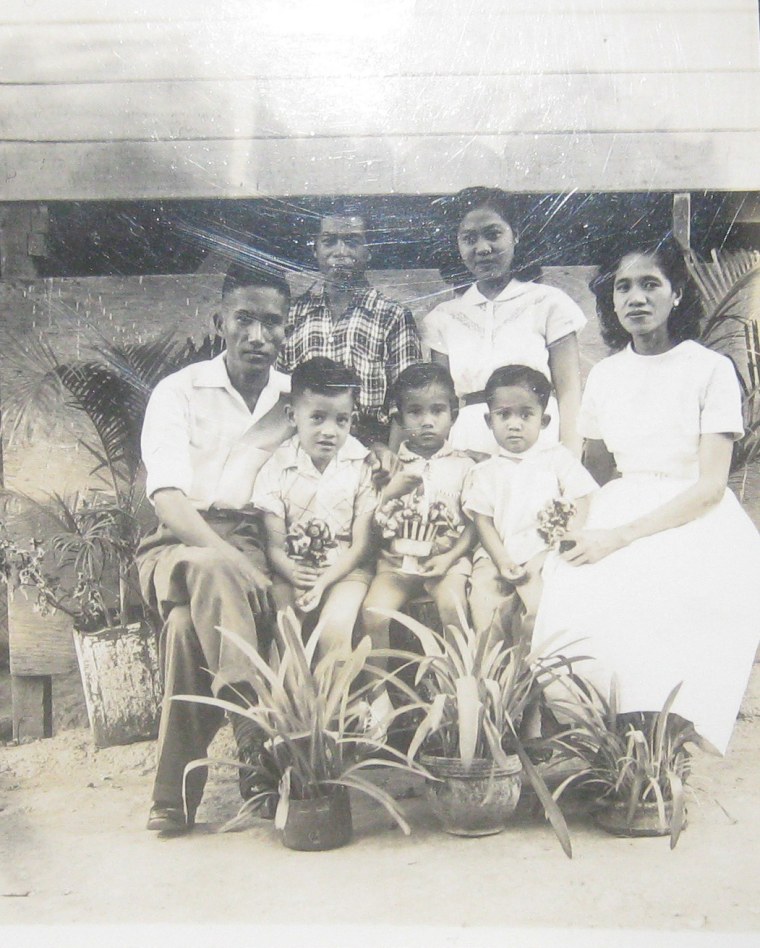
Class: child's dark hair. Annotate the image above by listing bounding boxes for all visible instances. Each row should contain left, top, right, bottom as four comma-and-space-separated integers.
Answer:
290, 357, 361, 404
485, 364, 552, 410
222, 261, 291, 302
390, 362, 458, 412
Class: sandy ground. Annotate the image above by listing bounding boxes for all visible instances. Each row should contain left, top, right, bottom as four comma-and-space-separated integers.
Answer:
1, 666, 760, 946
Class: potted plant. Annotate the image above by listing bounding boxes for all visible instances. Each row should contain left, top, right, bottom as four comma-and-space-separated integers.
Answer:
371, 604, 573, 856
549, 678, 693, 848
178, 608, 427, 851
0, 488, 162, 747
1, 330, 216, 746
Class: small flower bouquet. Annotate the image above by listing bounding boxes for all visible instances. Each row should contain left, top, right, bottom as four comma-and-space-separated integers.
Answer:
376, 493, 459, 574
285, 517, 338, 568
536, 497, 577, 552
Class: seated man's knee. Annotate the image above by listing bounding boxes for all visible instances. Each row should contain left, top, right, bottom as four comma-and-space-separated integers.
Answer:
164, 604, 194, 642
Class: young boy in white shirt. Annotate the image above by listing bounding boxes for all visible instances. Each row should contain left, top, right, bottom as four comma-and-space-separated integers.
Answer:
464, 364, 597, 642
252, 357, 376, 659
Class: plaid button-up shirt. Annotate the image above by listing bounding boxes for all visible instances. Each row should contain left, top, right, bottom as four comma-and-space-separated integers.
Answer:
277, 281, 422, 421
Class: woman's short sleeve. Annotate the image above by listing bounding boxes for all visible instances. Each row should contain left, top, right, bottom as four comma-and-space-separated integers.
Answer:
420, 303, 451, 356
544, 288, 587, 347
701, 354, 744, 439
577, 365, 604, 441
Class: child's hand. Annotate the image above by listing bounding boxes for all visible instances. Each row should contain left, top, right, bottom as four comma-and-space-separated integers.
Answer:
289, 561, 321, 590
296, 581, 326, 613
417, 553, 455, 578
381, 470, 423, 502
500, 561, 528, 585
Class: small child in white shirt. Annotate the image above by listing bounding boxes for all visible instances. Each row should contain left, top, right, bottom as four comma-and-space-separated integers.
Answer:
463, 365, 597, 643
252, 357, 376, 659
361, 363, 476, 664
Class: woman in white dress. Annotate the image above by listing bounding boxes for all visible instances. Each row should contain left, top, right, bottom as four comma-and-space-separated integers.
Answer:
533, 237, 760, 754
422, 187, 587, 456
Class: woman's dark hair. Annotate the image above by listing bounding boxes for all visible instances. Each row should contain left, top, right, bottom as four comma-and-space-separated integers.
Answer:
290, 357, 361, 404
432, 187, 542, 282
590, 236, 703, 351
484, 364, 552, 411
390, 362, 457, 412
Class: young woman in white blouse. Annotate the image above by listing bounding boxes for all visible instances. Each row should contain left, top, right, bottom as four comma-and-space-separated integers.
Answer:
422, 187, 587, 457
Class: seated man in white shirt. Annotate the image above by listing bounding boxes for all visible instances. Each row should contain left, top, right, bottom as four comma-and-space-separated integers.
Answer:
138, 262, 293, 834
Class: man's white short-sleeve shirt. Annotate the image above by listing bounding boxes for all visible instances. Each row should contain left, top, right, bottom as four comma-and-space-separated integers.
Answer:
141, 354, 291, 510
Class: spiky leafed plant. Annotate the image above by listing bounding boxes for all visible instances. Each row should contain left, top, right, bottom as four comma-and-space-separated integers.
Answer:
175, 609, 427, 834
686, 248, 760, 479
549, 678, 693, 849
371, 604, 576, 858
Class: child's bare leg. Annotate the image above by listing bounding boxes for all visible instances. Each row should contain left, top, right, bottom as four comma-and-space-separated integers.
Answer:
314, 580, 369, 661
271, 581, 297, 614
513, 553, 547, 642
468, 556, 517, 647
430, 573, 469, 640
358, 571, 420, 673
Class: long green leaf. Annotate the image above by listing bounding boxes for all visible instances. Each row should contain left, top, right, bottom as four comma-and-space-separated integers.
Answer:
369, 607, 445, 657
406, 693, 448, 761
509, 725, 573, 859
455, 675, 481, 768
668, 771, 686, 850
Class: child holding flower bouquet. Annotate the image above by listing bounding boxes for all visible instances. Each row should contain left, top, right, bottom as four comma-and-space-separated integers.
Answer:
252, 358, 376, 659
463, 365, 598, 642
360, 364, 477, 671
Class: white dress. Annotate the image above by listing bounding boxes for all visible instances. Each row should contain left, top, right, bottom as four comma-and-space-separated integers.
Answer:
533, 341, 760, 754
422, 279, 587, 454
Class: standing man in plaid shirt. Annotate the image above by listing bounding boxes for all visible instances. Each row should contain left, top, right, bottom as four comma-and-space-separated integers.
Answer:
278, 202, 422, 447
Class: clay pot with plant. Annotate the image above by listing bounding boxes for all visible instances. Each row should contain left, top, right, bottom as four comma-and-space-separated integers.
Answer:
372, 604, 574, 856
177, 608, 427, 851
550, 678, 694, 848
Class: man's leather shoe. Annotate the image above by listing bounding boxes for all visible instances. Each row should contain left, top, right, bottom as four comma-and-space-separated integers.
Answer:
146, 802, 194, 834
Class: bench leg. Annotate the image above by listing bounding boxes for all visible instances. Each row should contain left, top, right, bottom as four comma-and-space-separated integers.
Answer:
11, 674, 52, 741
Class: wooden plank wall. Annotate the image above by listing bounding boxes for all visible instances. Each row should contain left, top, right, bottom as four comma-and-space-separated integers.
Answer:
0, 0, 757, 199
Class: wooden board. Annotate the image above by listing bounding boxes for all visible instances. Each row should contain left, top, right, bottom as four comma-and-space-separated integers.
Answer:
2, 72, 757, 142
1, 131, 757, 200
8, 595, 77, 677
0, 11, 756, 83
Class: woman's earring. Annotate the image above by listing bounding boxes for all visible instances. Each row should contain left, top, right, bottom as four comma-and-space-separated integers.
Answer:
673, 299, 680, 307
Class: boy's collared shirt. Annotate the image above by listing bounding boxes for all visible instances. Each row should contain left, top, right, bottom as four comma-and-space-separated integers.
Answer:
252, 434, 376, 563
277, 280, 422, 422
463, 442, 597, 565
141, 354, 291, 510
378, 439, 475, 562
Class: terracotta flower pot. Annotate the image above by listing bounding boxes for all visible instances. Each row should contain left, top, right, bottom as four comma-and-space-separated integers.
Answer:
594, 798, 686, 838
421, 753, 523, 837
281, 786, 353, 851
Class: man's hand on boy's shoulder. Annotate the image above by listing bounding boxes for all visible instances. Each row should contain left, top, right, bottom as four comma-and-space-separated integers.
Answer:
380, 469, 423, 503
366, 442, 398, 491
